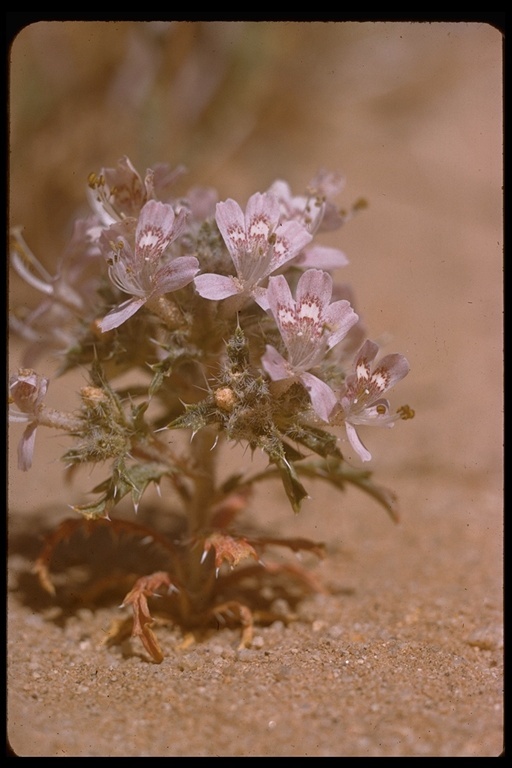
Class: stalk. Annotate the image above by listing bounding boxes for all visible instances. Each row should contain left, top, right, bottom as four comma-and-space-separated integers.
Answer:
178, 426, 219, 621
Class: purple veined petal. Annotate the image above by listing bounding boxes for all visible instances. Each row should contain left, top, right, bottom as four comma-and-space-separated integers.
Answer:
138, 199, 175, 233
98, 296, 146, 332
372, 354, 411, 391
261, 345, 291, 381
154, 256, 199, 294
135, 200, 177, 261
18, 422, 38, 471
293, 244, 349, 270
194, 273, 240, 301
353, 342, 410, 399
215, 198, 247, 268
266, 274, 294, 325
267, 271, 343, 371
270, 219, 313, 271
299, 372, 337, 422
244, 192, 281, 247
295, 268, 333, 307
356, 339, 380, 369
344, 421, 372, 463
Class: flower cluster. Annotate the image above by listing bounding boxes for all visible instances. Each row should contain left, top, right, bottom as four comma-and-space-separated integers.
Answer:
9, 156, 413, 660
10, 155, 413, 470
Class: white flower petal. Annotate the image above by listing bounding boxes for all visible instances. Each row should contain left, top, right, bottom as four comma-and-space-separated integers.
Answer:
300, 372, 337, 422
98, 297, 146, 332
215, 198, 246, 267
344, 421, 372, 462
261, 345, 290, 381
155, 256, 199, 294
18, 422, 38, 471
194, 273, 239, 300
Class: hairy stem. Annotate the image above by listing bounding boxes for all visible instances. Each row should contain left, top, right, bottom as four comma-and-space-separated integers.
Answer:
146, 295, 185, 330
37, 406, 83, 432
188, 426, 218, 536
177, 426, 219, 621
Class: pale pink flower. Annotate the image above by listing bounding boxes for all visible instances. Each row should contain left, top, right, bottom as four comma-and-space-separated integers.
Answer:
194, 192, 312, 310
331, 340, 410, 462
261, 269, 358, 421
9, 369, 49, 471
267, 176, 348, 270
98, 200, 199, 332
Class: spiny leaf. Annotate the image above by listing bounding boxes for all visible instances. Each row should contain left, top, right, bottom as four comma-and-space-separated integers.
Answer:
166, 400, 216, 433
75, 461, 171, 519
285, 424, 342, 459
275, 455, 309, 514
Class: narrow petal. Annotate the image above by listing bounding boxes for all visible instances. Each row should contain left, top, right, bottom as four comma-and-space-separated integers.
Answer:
98, 297, 146, 332
194, 273, 239, 300
245, 192, 280, 246
300, 372, 337, 422
155, 256, 199, 294
215, 199, 246, 268
18, 422, 38, 471
266, 274, 294, 326
344, 421, 372, 462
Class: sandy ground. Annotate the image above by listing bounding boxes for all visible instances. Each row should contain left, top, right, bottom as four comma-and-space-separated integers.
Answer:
7, 21, 503, 756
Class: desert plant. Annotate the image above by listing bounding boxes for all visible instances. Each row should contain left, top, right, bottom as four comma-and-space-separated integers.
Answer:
9, 157, 413, 662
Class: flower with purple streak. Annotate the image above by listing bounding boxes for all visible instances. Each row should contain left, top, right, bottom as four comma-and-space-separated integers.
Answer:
261, 268, 358, 421
194, 191, 312, 310
331, 339, 410, 461
9, 369, 49, 471
98, 199, 199, 332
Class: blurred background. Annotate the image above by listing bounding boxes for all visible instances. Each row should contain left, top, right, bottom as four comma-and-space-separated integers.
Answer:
8, 21, 502, 526
7, 22, 503, 757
